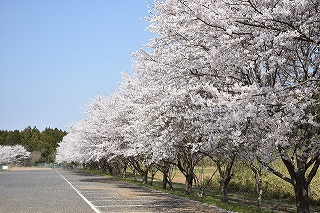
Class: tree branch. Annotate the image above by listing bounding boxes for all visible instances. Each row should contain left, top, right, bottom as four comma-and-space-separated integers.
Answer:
307, 157, 320, 184
247, 0, 263, 15
257, 157, 293, 184
306, 152, 320, 169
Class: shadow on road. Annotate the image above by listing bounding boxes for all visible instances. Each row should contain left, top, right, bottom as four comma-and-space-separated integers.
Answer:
64, 169, 227, 213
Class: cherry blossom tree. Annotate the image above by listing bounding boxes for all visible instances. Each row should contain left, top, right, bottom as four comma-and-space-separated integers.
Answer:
0, 145, 30, 165
142, 0, 319, 212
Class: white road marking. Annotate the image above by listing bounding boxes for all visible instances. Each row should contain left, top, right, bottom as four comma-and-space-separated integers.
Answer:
56, 170, 101, 213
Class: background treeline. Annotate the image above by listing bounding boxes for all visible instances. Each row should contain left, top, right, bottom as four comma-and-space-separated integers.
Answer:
0, 126, 67, 164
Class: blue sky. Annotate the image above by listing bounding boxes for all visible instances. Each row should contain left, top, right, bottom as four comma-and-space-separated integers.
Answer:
0, 1, 154, 131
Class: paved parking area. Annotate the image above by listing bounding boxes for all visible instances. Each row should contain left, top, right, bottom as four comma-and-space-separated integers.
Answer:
0, 169, 94, 213
0, 169, 229, 213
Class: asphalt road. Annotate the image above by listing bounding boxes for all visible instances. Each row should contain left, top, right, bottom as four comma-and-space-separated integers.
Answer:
0, 169, 94, 213
0, 169, 229, 213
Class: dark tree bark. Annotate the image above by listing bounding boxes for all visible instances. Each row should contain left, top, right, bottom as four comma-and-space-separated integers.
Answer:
161, 165, 173, 190
293, 176, 309, 213
162, 172, 168, 189
155, 161, 174, 190
215, 153, 237, 203
219, 178, 230, 203
185, 173, 194, 194
174, 142, 203, 195
128, 157, 150, 184
261, 148, 320, 213
176, 158, 195, 194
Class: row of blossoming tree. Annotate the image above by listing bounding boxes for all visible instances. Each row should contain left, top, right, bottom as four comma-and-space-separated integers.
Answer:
57, 1, 320, 213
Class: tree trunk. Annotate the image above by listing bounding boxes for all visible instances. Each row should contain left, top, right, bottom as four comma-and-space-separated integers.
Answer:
142, 171, 148, 184
215, 155, 236, 203
162, 174, 173, 190
293, 177, 310, 213
176, 158, 195, 194
185, 173, 193, 194
255, 172, 263, 213
133, 169, 137, 181
150, 174, 155, 186
162, 172, 168, 189
276, 153, 312, 213
261, 147, 320, 213
108, 166, 114, 176
122, 166, 126, 178
278, 153, 311, 213
168, 179, 173, 190
220, 178, 229, 203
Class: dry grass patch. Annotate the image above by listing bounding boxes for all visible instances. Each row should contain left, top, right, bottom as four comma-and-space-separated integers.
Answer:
9, 166, 53, 171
